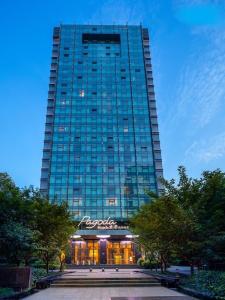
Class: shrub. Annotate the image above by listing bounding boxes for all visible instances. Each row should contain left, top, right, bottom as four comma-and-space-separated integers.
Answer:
137, 257, 144, 266
0, 288, 14, 297
182, 271, 225, 300
32, 268, 47, 285
137, 258, 159, 269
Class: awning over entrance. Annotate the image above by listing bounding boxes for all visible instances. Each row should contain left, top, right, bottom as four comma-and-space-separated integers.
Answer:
74, 229, 132, 238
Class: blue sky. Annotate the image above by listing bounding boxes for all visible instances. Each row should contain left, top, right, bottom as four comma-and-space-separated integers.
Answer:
0, 0, 225, 187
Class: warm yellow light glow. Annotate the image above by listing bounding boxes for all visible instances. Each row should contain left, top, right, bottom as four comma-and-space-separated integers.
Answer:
71, 235, 81, 239
96, 235, 110, 238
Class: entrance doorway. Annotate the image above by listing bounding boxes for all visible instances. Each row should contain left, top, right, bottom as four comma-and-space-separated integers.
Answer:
107, 241, 135, 264
72, 239, 136, 265
73, 240, 99, 265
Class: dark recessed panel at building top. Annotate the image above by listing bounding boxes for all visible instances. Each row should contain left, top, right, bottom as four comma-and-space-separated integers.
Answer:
82, 33, 121, 44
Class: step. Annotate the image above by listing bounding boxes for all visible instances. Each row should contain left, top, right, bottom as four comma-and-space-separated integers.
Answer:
51, 282, 160, 287
53, 280, 158, 284
66, 264, 140, 269
55, 278, 158, 281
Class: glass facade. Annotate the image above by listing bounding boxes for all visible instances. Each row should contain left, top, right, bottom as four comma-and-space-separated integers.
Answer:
40, 25, 163, 222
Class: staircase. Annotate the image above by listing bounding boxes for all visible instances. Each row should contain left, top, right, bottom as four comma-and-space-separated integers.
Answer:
50, 276, 160, 288
66, 264, 141, 269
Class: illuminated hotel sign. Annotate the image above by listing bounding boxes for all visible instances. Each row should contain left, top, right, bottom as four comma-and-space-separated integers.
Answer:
78, 216, 129, 230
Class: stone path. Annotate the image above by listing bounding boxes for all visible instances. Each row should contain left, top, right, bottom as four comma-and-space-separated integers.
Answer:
24, 287, 196, 300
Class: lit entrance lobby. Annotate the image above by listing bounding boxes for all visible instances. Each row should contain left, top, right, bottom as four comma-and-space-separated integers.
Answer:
71, 230, 139, 265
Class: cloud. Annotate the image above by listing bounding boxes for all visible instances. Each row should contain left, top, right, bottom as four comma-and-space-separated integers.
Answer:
89, 0, 145, 25
185, 132, 225, 163
168, 27, 225, 130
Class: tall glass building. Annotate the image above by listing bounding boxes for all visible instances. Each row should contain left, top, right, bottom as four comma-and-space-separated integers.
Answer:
40, 25, 163, 265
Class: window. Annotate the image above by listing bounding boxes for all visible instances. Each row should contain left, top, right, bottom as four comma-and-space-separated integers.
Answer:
79, 90, 85, 97
107, 198, 117, 206
57, 144, 64, 150
72, 211, 80, 217
73, 198, 82, 205
58, 126, 66, 132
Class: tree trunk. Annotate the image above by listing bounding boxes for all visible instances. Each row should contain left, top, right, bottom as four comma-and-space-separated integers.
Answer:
46, 260, 49, 274
160, 255, 163, 273
60, 260, 63, 272
190, 262, 194, 275
45, 252, 49, 274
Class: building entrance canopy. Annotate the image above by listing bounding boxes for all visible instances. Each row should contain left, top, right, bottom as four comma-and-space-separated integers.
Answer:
74, 229, 132, 239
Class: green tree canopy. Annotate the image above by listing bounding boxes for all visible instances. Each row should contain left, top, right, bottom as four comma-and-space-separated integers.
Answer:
0, 173, 75, 271
131, 167, 225, 271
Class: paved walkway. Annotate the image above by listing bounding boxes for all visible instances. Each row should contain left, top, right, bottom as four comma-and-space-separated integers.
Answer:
25, 287, 195, 300
24, 269, 196, 300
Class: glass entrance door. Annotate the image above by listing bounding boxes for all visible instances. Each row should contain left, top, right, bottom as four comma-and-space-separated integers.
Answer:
107, 241, 135, 264
73, 240, 99, 265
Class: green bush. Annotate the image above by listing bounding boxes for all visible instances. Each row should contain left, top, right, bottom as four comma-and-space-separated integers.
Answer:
137, 257, 144, 266
30, 258, 46, 269
137, 258, 159, 269
49, 257, 60, 270
0, 288, 14, 297
182, 271, 225, 300
32, 268, 47, 284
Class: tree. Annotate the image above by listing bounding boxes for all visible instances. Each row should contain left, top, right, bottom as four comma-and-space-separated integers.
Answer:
0, 221, 39, 266
30, 193, 74, 273
0, 173, 75, 271
160, 167, 225, 271
0, 173, 36, 265
131, 192, 196, 272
